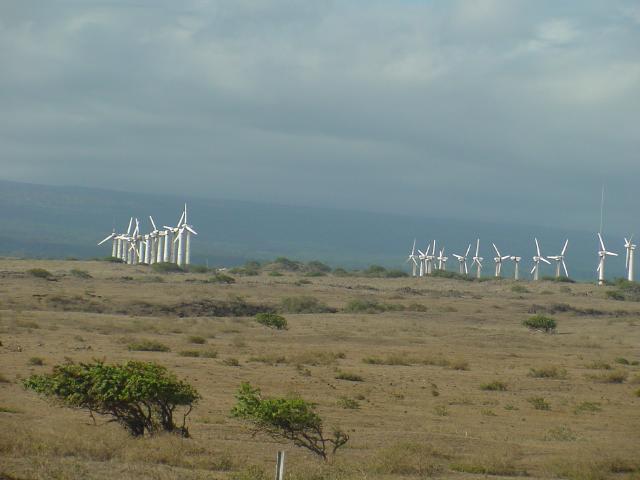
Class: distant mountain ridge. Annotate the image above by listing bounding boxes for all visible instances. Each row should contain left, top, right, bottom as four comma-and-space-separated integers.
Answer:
0, 179, 627, 280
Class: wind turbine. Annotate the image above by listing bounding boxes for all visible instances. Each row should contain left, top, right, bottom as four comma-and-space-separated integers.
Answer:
97, 230, 118, 258
531, 238, 551, 281
492, 243, 509, 277
437, 248, 448, 271
547, 239, 569, 279
453, 244, 471, 275
172, 204, 198, 267
596, 233, 617, 286
116, 217, 134, 263
625, 236, 636, 282
127, 219, 141, 265
426, 240, 437, 274
472, 239, 483, 279
510, 255, 522, 280
148, 216, 162, 265
417, 244, 430, 277
405, 239, 419, 277
163, 209, 185, 264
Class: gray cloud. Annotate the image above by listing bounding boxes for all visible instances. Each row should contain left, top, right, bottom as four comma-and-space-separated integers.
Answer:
1, 0, 639, 233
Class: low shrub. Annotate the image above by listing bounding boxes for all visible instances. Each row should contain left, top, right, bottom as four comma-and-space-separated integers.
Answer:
541, 276, 576, 283
511, 284, 529, 293
223, 357, 240, 366
28, 357, 45, 366
344, 299, 404, 314
529, 366, 567, 379
373, 442, 445, 475
605, 290, 625, 301
279, 296, 335, 314
586, 360, 611, 370
152, 263, 183, 273
523, 314, 557, 333
589, 370, 628, 383
306, 261, 331, 274
70, 269, 92, 279
187, 335, 206, 345
127, 340, 170, 352
545, 425, 577, 441
27, 268, 53, 279
336, 396, 360, 409
528, 397, 551, 410
268, 271, 283, 277
255, 313, 288, 330
574, 401, 601, 414
187, 265, 209, 273
335, 371, 363, 382
614, 357, 630, 365
481, 380, 507, 391
209, 273, 236, 284
178, 350, 201, 357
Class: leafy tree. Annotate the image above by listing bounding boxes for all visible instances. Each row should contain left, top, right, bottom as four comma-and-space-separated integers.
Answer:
231, 382, 349, 460
24, 360, 199, 437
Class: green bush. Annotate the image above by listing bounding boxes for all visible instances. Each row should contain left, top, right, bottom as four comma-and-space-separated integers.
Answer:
70, 269, 92, 279
208, 273, 236, 285
27, 268, 53, 279
178, 350, 201, 357
102, 256, 124, 263
337, 396, 360, 409
523, 314, 557, 333
187, 265, 209, 273
605, 290, 625, 301
24, 360, 199, 436
279, 296, 335, 314
187, 335, 206, 345
231, 382, 348, 460
306, 261, 332, 273
344, 299, 404, 314
255, 313, 288, 330
152, 262, 184, 273
529, 366, 567, 379
272, 257, 303, 272
335, 371, 363, 382
128, 340, 170, 352
528, 397, 551, 410
268, 271, 283, 277
480, 380, 507, 391
541, 276, 576, 283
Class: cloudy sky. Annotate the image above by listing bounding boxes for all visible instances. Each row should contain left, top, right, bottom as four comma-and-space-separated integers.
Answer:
1, 1, 639, 232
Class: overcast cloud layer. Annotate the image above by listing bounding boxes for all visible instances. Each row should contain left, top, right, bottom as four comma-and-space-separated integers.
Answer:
1, 1, 639, 233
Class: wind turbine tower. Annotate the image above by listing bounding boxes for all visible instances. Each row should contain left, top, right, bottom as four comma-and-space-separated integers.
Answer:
625, 236, 636, 282
472, 239, 483, 279
510, 256, 522, 280
531, 238, 550, 281
547, 240, 569, 279
453, 244, 471, 275
492, 243, 509, 277
597, 233, 617, 285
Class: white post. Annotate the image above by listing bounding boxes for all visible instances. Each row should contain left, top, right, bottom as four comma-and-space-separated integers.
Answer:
555, 262, 561, 278
164, 232, 172, 262
534, 263, 539, 281
177, 230, 184, 267
155, 237, 162, 264
494, 262, 499, 277
476, 264, 481, 279
111, 238, 117, 258
171, 232, 178, 263
514, 261, 519, 280
598, 257, 605, 286
185, 231, 191, 266
140, 241, 146, 265
628, 248, 635, 282
275, 451, 285, 480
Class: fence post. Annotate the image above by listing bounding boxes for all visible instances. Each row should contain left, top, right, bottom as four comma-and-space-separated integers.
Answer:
275, 451, 285, 480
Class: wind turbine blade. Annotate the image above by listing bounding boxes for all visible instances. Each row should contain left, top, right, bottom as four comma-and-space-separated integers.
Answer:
535, 238, 541, 257
176, 211, 185, 227
541, 257, 551, 265
127, 217, 133, 235
97, 234, 113, 245
598, 232, 605, 251
530, 264, 537, 275
464, 263, 468, 274
502, 255, 510, 261
562, 260, 568, 277
606, 251, 618, 257
465, 244, 471, 257
493, 243, 500, 256
562, 239, 568, 255
411, 239, 416, 255
475, 239, 480, 257
149, 216, 157, 231
185, 226, 198, 235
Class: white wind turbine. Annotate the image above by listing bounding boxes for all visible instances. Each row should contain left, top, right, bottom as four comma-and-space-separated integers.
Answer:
405, 239, 419, 277
472, 239, 483, 279
163, 209, 184, 264
492, 243, 510, 277
97, 229, 118, 258
148, 216, 162, 265
625, 236, 636, 282
531, 238, 551, 281
547, 239, 569, 279
596, 233, 617, 286
510, 255, 522, 280
426, 240, 437, 274
116, 218, 134, 263
173, 204, 198, 267
453, 244, 471, 275
437, 248, 448, 271
127, 219, 141, 265
417, 244, 431, 277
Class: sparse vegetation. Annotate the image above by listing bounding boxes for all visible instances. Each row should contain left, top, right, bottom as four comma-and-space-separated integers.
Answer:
529, 366, 567, 379
254, 312, 288, 330
208, 273, 236, 284
24, 360, 199, 436
127, 340, 170, 352
335, 371, 363, 382
231, 382, 349, 460
279, 296, 335, 313
605, 290, 625, 301
336, 396, 360, 409
528, 396, 551, 410
27, 268, 53, 279
70, 269, 92, 279
187, 335, 206, 344
344, 298, 404, 313
373, 442, 445, 475
151, 262, 184, 273
481, 380, 508, 391
523, 314, 557, 332
27, 357, 45, 366
574, 401, 602, 414
589, 370, 628, 383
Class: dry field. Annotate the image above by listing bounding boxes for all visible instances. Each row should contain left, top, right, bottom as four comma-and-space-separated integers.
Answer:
0, 259, 639, 480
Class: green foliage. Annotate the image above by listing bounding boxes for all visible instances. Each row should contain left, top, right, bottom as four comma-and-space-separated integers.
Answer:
614, 357, 630, 365
528, 397, 551, 410
335, 371, 363, 382
511, 284, 529, 293
523, 314, 557, 333
431, 270, 473, 281
27, 268, 53, 279
70, 269, 92, 279
209, 273, 236, 284
279, 296, 335, 314
573, 401, 601, 414
127, 340, 170, 352
187, 335, 206, 345
605, 290, 625, 301
541, 276, 576, 283
102, 256, 124, 263
306, 260, 331, 273
336, 396, 360, 409
229, 261, 261, 276
360, 265, 408, 278
268, 271, 283, 277
528, 366, 567, 379
331, 267, 351, 277
344, 299, 404, 314
23, 360, 199, 436
481, 380, 507, 391
186, 265, 209, 273
255, 313, 288, 330
152, 262, 184, 273
231, 382, 348, 460
273, 257, 303, 272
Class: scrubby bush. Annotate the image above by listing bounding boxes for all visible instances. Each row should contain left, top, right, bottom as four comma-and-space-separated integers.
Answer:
208, 273, 236, 284
152, 262, 184, 273
128, 340, 170, 352
306, 261, 331, 274
605, 290, 625, 301
528, 396, 551, 410
27, 268, 53, 279
272, 257, 303, 272
24, 360, 199, 436
187, 335, 206, 344
279, 296, 335, 314
481, 380, 507, 391
70, 269, 92, 279
255, 313, 288, 330
529, 366, 567, 379
102, 256, 124, 263
186, 265, 209, 273
344, 299, 404, 314
541, 276, 576, 283
335, 371, 363, 382
523, 314, 557, 333
230, 261, 261, 276
28, 357, 45, 366
231, 382, 348, 460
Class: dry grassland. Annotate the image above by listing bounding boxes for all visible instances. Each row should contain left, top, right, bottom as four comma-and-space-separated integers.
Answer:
0, 259, 639, 479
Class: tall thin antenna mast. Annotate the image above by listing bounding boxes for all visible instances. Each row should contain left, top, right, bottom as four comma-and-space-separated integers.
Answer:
599, 185, 605, 234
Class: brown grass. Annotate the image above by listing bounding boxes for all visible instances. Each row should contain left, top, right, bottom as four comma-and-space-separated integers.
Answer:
1, 258, 639, 479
